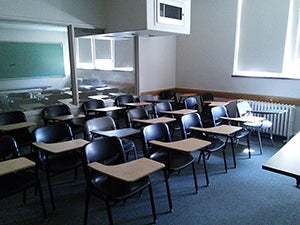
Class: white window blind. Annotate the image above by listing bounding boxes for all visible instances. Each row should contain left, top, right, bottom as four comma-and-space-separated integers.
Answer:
233, 0, 300, 79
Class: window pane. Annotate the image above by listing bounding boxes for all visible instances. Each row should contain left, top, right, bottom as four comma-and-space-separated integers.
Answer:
78, 38, 92, 63
115, 39, 134, 68
95, 39, 111, 59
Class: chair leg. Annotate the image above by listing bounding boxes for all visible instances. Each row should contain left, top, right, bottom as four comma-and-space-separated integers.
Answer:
246, 135, 251, 158
106, 201, 114, 225
163, 170, 173, 212
148, 184, 157, 224
191, 162, 198, 193
83, 189, 90, 225
202, 151, 209, 186
230, 137, 237, 168
269, 127, 274, 146
222, 148, 228, 173
257, 130, 263, 155
37, 178, 47, 218
46, 172, 56, 210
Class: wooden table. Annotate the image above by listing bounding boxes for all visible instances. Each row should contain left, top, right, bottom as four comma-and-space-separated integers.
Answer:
159, 109, 197, 116
33, 139, 88, 154
88, 157, 165, 182
0, 121, 36, 132
91, 128, 140, 139
132, 117, 176, 124
190, 125, 243, 167
262, 132, 300, 186
0, 157, 36, 176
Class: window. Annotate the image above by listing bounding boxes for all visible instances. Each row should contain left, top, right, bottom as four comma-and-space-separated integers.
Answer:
76, 36, 134, 71
233, 0, 300, 79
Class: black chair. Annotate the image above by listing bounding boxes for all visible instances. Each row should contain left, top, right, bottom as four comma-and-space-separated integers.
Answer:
180, 113, 227, 186
159, 89, 179, 109
237, 101, 273, 154
114, 95, 135, 127
42, 104, 83, 138
0, 135, 46, 219
153, 101, 181, 137
183, 96, 200, 111
126, 107, 149, 129
32, 123, 82, 210
83, 116, 137, 160
0, 111, 33, 156
211, 106, 251, 167
200, 93, 214, 127
81, 99, 106, 120
138, 94, 155, 117
82, 136, 157, 225
141, 122, 198, 194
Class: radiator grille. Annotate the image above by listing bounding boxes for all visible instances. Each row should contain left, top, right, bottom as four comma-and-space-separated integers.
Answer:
239, 99, 296, 140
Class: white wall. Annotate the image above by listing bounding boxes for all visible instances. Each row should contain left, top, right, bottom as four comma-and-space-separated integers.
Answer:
138, 36, 176, 92
0, 0, 105, 28
176, 0, 300, 99
176, 0, 300, 134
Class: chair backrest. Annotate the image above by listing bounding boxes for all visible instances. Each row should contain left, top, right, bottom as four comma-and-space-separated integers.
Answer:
81, 99, 105, 115
0, 111, 26, 125
0, 135, 19, 160
183, 96, 199, 110
42, 104, 71, 125
237, 101, 252, 117
180, 113, 203, 139
139, 94, 154, 102
32, 123, 73, 143
82, 136, 125, 184
211, 106, 228, 127
159, 90, 177, 102
200, 93, 214, 109
114, 95, 135, 107
153, 101, 173, 118
141, 122, 171, 158
126, 107, 149, 128
83, 116, 116, 141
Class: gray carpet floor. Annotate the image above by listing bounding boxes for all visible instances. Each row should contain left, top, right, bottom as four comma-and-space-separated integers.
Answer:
1, 133, 299, 225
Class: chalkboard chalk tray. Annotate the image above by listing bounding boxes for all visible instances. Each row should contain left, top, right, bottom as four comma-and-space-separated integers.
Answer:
0, 41, 65, 79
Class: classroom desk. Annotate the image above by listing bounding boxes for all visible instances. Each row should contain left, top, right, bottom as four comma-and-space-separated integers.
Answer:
159, 109, 197, 116
91, 128, 140, 139
0, 157, 35, 176
88, 157, 165, 182
190, 125, 243, 167
220, 116, 265, 123
88, 94, 110, 100
120, 102, 152, 108
262, 132, 300, 186
0, 121, 36, 132
32, 139, 88, 154
150, 138, 212, 185
178, 93, 198, 102
204, 101, 230, 107
132, 117, 176, 124
44, 114, 85, 122
249, 109, 287, 115
87, 106, 124, 113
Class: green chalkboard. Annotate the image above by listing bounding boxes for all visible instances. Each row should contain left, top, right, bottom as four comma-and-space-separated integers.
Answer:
0, 41, 65, 79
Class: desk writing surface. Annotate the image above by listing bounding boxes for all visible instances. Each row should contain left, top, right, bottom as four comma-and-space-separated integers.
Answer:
88, 158, 165, 182
44, 114, 85, 121
132, 117, 176, 124
0, 121, 36, 131
33, 139, 88, 154
88, 94, 109, 100
150, 138, 211, 153
221, 116, 265, 123
190, 125, 242, 136
92, 128, 140, 138
0, 157, 35, 176
87, 106, 124, 112
250, 109, 287, 115
160, 109, 197, 115
121, 102, 152, 107
262, 132, 300, 178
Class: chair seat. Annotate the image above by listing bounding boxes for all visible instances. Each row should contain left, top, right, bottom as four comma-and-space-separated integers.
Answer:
91, 175, 150, 200
206, 137, 225, 152
261, 120, 272, 129
39, 152, 82, 173
150, 150, 195, 171
233, 128, 249, 139
0, 171, 36, 199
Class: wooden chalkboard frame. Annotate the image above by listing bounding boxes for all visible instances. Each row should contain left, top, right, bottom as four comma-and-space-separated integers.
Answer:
0, 41, 65, 79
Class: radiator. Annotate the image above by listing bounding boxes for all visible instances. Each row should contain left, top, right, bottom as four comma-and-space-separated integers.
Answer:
239, 99, 296, 140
